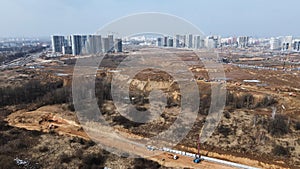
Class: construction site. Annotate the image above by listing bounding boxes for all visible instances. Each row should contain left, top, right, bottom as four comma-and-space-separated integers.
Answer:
0, 46, 300, 169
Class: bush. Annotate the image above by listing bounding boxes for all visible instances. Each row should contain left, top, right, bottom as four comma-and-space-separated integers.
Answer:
60, 153, 72, 163
9, 139, 28, 149
0, 80, 65, 107
218, 125, 232, 137
86, 140, 96, 147
227, 93, 277, 109
295, 121, 300, 130
132, 158, 161, 169
242, 93, 254, 108
272, 145, 290, 157
224, 111, 231, 119
70, 137, 85, 145
268, 115, 289, 136
0, 155, 18, 169
260, 95, 277, 107
75, 149, 83, 159
38, 145, 49, 152
82, 153, 105, 166
68, 103, 75, 112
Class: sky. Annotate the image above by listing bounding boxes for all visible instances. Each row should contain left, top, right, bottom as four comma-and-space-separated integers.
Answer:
0, 0, 299, 38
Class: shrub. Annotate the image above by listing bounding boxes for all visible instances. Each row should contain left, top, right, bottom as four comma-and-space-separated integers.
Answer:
82, 153, 105, 166
268, 115, 289, 136
73, 137, 85, 145
224, 111, 231, 119
60, 153, 72, 163
9, 139, 28, 149
260, 95, 277, 107
0, 155, 18, 169
272, 145, 290, 157
75, 149, 83, 159
218, 125, 232, 137
86, 140, 95, 147
295, 121, 300, 130
133, 158, 161, 169
38, 145, 49, 152
242, 93, 254, 108
68, 103, 75, 112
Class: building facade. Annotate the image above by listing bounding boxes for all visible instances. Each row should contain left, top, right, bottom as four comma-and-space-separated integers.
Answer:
270, 38, 281, 50
102, 37, 110, 53
115, 38, 122, 52
237, 36, 249, 48
51, 35, 65, 53
71, 35, 82, 55
293, 40, 300, 52
157, 37, 162, 47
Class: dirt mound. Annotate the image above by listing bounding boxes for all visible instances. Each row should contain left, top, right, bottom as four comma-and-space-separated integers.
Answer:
6, 105, 88, 140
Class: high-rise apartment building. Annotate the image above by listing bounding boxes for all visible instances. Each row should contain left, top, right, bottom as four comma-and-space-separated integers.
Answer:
163, 36, 168, 47
66, 35, 72, 47
188, 34, 193, 48
108, 34, 114, 52
293, 40, 300, 52
51, 35, 65, 53
270, 38, 281, 50
205, 36, 218, 49
157, 37, 162, 47
102, 37, 110, 53
115, 38, 122, 52
237, 36, 249, 48
71, 35, 82, 56
183, 35, 187, 47
84, 35, 102, 54
175, 35, 180, 48
281, 36, 293, 51
168, 38, 174, 47
194, 35, 202, 49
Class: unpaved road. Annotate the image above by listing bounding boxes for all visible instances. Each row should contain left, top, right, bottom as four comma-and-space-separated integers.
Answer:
6, 105, 288, 169
5, 106, 237, 168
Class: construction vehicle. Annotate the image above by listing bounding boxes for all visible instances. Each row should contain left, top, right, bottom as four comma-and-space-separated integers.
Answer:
173, 155, 179, 160
193, 136, 202, 163
194, 156, 201, 163
167, 154, 178, 160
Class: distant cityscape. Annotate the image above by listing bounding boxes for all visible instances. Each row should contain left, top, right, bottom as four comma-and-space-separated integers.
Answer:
0, 38, 48, 51
155, 35, 300, 52
1, 34, 300, 57
51, 34, 300, 56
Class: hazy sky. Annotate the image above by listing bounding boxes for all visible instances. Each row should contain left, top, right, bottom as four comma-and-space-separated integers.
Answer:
0, 0, 299, 38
